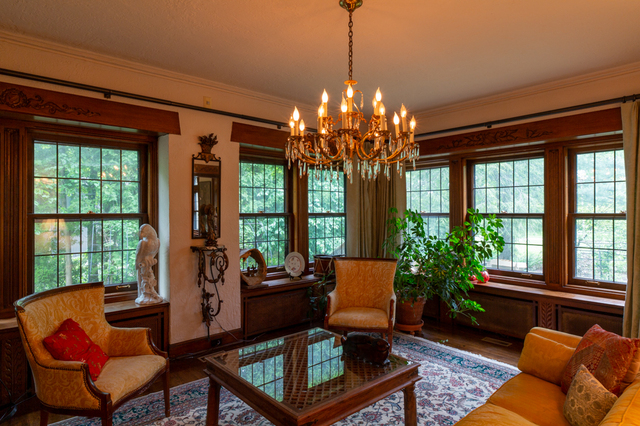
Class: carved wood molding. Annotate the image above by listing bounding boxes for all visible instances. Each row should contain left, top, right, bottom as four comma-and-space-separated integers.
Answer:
0, 82, 181, 135
419, 108, 622, 157
538, 301, 556, 329
0, 87, 100, 117
437, 128, 552, 151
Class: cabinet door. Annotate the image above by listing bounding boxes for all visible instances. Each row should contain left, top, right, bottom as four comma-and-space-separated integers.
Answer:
244, 289, 311, 337
109, 315, 164, 350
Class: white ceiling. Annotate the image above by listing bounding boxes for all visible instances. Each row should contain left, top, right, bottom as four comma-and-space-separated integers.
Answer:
2, 0, 640, 117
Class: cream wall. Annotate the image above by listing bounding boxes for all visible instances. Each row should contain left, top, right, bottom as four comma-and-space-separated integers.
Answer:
4, 30, 640, 344
0, 32, 314, 345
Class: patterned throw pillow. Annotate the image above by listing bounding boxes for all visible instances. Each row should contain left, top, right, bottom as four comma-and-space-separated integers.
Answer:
43, 318, 109, 381
560, 325, 640, 396
563, 365, 618, 426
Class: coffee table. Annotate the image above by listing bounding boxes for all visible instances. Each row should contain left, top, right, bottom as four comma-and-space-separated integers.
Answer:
204, 328, 420, 426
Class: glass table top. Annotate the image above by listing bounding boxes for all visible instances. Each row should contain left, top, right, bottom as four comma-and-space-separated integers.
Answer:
205, 328, 414, 412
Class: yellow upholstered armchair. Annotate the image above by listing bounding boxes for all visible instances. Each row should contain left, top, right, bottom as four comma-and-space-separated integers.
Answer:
14, 282, 169, 426
324, 257, 398, 350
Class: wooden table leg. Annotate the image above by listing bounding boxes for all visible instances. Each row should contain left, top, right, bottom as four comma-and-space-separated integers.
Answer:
205, 378, 221, 426
402, 383, 417, 426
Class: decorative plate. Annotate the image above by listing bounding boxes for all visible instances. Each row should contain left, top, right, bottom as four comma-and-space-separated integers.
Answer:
285, 252, 305, 277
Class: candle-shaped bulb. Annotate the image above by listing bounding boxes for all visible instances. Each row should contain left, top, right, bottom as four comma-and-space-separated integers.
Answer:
347, 84, 354, 99
299, 119, 305, 133
410, 116, 416, 130
379, 103, 385, 116
401, 104, 407, 118
376, 88, 382, 102
322, 90, 328, 103
372, 99, 377, 109
341, 97, 348, 113
393, 112, 400, 125
318, 105, 324, 117
293, 107, 300, 121
289, 116, 294, 129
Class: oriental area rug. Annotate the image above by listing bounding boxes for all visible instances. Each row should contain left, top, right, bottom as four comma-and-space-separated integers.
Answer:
54, 333, 519, 426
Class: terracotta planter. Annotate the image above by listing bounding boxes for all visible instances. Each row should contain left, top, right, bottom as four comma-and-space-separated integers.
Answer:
396, 298, 426, 325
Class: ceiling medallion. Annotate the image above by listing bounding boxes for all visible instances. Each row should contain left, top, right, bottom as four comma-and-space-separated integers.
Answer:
286, 0, 418, 182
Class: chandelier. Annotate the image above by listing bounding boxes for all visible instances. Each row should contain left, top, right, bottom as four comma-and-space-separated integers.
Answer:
286, 0, 419, 182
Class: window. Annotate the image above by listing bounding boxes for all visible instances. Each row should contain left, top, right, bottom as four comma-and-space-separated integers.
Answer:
570, 148, 626, 289
406, 166, 450, 239
239, 160, 289, 268
308, 169, 346, 259
31, 139, 146, 294
472, 157, 544, 277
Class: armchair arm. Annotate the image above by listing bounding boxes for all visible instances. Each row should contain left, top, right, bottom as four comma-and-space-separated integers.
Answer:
324, 290, 341, 330
384, 293, 397, 325
107, 326, 166, 358
31, 358, 108, 410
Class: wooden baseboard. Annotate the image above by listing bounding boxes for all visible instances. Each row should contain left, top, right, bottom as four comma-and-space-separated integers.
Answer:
169, 328, 243, 359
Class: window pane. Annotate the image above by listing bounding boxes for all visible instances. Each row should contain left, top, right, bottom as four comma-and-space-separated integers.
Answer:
473, 157, 545, 274
407, 166, 450, 240
572, 149, 626, 285
308, 169, 346, 259
239, 216, 288, 268
32, 141, 143, 293
34, 143, 57, 177
34, 178, 57, 214
58, 145, 79, 179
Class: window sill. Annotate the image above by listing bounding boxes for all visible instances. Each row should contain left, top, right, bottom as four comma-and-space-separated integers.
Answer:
471, 281, 625, 312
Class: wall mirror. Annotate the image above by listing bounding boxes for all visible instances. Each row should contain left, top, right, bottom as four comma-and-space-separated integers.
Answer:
192, 134, 221, 244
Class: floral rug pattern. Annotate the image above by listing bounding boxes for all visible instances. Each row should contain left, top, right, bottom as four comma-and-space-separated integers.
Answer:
54, 333, 519, 426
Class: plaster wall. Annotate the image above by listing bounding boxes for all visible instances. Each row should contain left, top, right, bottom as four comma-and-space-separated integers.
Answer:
0, 34, 298, 344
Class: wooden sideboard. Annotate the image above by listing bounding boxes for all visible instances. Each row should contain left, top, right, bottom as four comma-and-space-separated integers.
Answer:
0, 300, 169, 408
241, 275, 324, 338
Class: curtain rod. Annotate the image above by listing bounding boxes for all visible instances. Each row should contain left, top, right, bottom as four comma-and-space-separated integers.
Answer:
2, 68, 638, 139
416, 93, 640, 139
0, 68, 290, 129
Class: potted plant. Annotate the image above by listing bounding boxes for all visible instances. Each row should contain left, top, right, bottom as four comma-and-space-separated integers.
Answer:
383, 207, 505, 326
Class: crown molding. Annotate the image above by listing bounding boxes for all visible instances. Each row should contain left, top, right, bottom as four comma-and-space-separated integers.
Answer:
0, 30, 317, 112
415, 61, 640, 121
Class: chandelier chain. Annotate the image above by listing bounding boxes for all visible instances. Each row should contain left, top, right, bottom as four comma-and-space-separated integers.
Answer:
348, 11, 353, 81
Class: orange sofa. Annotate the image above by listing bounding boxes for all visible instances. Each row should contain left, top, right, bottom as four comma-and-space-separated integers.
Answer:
455, 327, 640, 425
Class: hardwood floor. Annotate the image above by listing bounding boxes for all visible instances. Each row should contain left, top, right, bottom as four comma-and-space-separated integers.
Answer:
4, 319, 523, 425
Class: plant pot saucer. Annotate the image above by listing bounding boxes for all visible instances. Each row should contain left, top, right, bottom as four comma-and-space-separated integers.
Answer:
395, 320, 424, 336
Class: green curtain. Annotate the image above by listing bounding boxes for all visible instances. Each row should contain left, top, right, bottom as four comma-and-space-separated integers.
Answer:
345, 165, 406, 258
623, 100, 640, 337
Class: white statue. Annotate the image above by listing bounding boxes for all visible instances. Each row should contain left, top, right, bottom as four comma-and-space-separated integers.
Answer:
135, 224, 163, 305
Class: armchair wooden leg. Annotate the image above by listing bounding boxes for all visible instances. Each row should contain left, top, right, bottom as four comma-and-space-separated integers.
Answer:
101, 413, 113, 426
40, 409, 48, 426
163, 368, 171, 417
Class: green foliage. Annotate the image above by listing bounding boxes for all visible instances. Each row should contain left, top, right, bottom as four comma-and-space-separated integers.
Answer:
383, 207, 505, 323
32, 142, 142, 292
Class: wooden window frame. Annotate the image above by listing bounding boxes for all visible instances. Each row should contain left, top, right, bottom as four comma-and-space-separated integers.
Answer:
28, 130, 152, 296
0, 117, 159, 319
307, 172, 347, 265
466, 152, 546, 282
567, 142, 626, 292
418, 108, 625, 300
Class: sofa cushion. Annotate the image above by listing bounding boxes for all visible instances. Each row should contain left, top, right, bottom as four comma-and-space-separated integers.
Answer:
43, 318, 109, 381
94, 355, 166, 404
563, 365, 618, 426
561, 325, 640, 396
327, 307, 389, 329
454, 402, 538, 426
518, 333, 575, 386
489, 373, 570, 426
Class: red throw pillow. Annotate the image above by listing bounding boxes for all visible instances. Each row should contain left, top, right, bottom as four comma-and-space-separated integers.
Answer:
561, 324, 640, 396
43, 318, 109, 381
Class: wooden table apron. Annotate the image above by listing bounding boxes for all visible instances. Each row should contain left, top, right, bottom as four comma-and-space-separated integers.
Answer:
204, 361, 420, 426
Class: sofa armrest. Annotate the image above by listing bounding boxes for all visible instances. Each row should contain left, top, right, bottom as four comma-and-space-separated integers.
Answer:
385, 293, 397, 325
326, 290, 340, 317
107, 326, 166, 357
